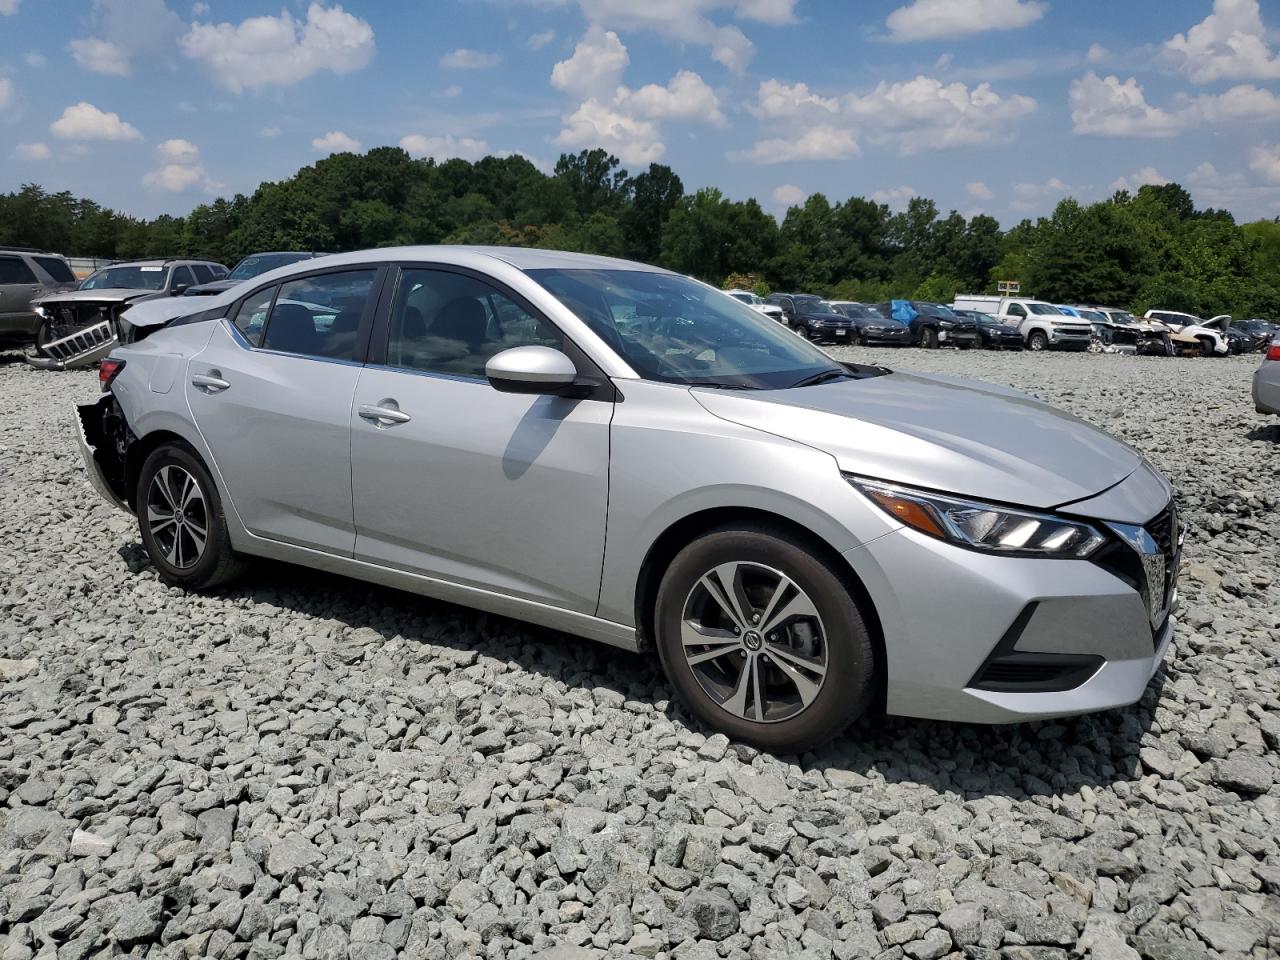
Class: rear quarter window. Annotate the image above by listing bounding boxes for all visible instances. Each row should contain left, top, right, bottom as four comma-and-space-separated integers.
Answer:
0, 256, 38, 285
32, 256, 76, 283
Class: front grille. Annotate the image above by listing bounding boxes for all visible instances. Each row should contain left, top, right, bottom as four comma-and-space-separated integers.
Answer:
970, 653, 1103, 693
1146, 502, 1175, 558
43, 320, 116, 361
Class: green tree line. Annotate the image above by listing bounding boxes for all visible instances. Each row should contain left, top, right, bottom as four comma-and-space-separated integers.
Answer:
2, 147, 1278, 317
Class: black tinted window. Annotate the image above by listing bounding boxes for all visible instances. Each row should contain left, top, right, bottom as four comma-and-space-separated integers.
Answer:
262, 270, 376, 360
231, 285, 276, 347
0, 256, 37, 285
32, 256, 75, 283
192, 264, 214, 283
387, 268, 561, 378
172, 266, 195, 290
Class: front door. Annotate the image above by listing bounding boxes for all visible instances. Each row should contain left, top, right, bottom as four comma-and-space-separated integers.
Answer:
350, 266, 613, 614
186, 267, 381, 555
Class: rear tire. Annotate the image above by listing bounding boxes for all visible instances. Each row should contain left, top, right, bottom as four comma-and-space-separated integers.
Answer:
136, 444, 245, 590
654, 525, 877, 753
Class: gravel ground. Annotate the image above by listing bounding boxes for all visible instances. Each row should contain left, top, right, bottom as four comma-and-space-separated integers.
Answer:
1, 346, 1278, 960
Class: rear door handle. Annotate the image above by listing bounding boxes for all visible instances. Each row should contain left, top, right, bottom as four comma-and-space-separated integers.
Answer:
192, 372, 230, 392
358, 401, 411, 426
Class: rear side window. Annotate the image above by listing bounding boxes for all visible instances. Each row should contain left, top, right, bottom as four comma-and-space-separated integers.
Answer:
32, 256, 75, 283
172, 266, 196, 290
232, 286, 276, 347
192, 264, 214, 283
0, 256, 37, 285
385, 268, 562, 378
262, 269, 377, 360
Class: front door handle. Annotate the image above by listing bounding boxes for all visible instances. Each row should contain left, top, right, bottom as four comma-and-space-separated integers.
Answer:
358, 401, 411, 426
192, 372, 230, 392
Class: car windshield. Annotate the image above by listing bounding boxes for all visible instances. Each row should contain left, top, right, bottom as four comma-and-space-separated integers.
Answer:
1110, 311, 1136, 324
835, 303, 879, 318
529, 269, 845, 389
916, 302, 956, 318
1076, 309, 1106, 321
793, 297, 836, 315
727, 291, 761, 305
228, 253, 313, 281
1027, 303, 1063, 315
81, 266, 167, 290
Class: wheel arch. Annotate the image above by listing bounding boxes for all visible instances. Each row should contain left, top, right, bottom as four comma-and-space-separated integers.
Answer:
124, 429, 203, 511
633, 506, 886, 698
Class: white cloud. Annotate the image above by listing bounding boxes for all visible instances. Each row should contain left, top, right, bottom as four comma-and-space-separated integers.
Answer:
259, 126, 281, 138
1109, 166, 1168, 193
620, 69, 726, 126
25, 52, 45, 67
0, 77, 11, 110
14, 142, 51, 160
399, 133, 490, 161
50, 102, 142, 141
555, 97, 664, 165
191, 1, 209, 13
0, 0, 18, 14
772, 183, 805, 207
69, 0, 184, 77
1013, 177, 1071, 196
528, 29, 556, 50
885, 0, 1047, 42
1250, 144, 1280, 183
312, 130, 361, 153
1184, 84, 1280, 123
749, 79, 839, 121
966, 181, 993, 199
1086, 43, 1107, 64
142, 139, 219, 193
1186, 159, 1280, 214
551, 26, 628, 99
1069, 73, 1181, 137
736, 125, 860, 164
571, 0, 758, 71
870, 185, 918, 209
182, 2, 375, 93
733, 0, 798, 24
436, 84, 462, 99
1164, 0, 1280, 83
157, 138, 199, 164
845, 76, 1037, 153
440, 48, 501, 69
69, 38, 130, 75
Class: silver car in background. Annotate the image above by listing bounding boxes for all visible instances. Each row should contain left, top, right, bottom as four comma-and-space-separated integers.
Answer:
77, 247, 1182, 752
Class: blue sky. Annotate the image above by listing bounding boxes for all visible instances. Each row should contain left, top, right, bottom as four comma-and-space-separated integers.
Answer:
2, 0, 1280, 225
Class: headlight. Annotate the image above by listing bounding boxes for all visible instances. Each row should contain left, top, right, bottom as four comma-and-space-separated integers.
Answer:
939, 321, 954, 329
34, 305, 46, 318
849, 478, 1106, 558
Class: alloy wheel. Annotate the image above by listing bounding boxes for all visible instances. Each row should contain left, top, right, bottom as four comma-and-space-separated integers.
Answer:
146, 465, 208, 569
680, 561, 828, 723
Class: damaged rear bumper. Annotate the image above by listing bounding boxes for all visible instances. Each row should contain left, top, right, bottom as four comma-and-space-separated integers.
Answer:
28, 321, 118, 370
74, 398, 132, 514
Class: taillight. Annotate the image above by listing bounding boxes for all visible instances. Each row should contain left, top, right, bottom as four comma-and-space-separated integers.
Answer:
1267, 342, 1280, 361
99, 358, 125, 392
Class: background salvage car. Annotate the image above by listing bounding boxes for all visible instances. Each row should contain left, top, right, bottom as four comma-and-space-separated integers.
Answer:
827, 301, 912, 347
28, 258, 227, 369
78, 246, 1183, 753
0, 247, 78, 341
184, 251, 324, 298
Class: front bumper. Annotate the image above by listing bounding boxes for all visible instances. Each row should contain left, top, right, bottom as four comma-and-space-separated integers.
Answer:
938, 329, 978, 347
860, 327, 911, 345
1049, 330, 1093, 351
844, 506, 1178, 724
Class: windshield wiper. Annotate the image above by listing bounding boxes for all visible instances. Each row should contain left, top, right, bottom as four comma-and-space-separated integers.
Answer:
789, 369, 850, 389
685, 381, 756, 390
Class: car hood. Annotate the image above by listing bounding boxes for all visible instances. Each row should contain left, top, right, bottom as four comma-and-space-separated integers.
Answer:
32, 288, 157, 306
185, 279, 241, 296
121, 286, 240, 328
692, 370, 1142, 509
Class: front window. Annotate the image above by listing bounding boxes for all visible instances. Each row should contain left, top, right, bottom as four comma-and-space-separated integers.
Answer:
529, 268, 843, 390
229, 253, 315, 281
81, 265, 167, 291
1027, 303, 1064, 316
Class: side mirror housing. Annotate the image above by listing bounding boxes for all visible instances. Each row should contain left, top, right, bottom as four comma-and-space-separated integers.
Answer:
486, 345, 582, 397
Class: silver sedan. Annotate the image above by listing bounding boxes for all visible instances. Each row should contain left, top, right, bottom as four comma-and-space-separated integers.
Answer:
77, 247, 1180, 753
1254, 337, 1280, 415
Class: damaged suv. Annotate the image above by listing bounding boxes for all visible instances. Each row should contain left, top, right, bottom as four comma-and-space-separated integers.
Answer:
28, 258, 227, 370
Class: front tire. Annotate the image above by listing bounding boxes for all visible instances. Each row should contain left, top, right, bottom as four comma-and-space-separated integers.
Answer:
136, 444, 244, 589
654, 525, 877, 753
919, 327, 939, 349
1028, 330, 1049, 352
1198, 338, 1215, 357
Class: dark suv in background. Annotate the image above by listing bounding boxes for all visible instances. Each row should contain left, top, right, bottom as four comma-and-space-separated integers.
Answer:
185, 251, 323, 297
0, 247, 78, 340
876, 300, 978, 349
766, 293, 857, 343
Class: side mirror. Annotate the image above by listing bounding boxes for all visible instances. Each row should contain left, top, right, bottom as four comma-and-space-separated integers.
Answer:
486, 345, 581, 397
171, 282, 190, 295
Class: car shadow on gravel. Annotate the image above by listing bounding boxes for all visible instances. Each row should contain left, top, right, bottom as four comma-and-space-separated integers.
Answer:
1246, 423, 1280, 443
122, 544, 1166, 801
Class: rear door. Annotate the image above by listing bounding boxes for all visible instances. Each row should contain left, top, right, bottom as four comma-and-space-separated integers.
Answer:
350, 264, 613, 614
0, 255, 42, 330
186, 265, 385, 555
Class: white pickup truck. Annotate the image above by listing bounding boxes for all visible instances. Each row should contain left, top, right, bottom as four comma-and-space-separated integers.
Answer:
1143, 310, 1230, 356
952, 295, 1093, 351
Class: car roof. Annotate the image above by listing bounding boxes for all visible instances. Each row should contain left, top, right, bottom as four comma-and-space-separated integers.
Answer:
296, 245, 671, 275
100, 259, 221, 268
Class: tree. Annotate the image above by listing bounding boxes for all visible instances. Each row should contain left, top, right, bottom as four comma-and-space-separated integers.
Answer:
622, 163, 683, 263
